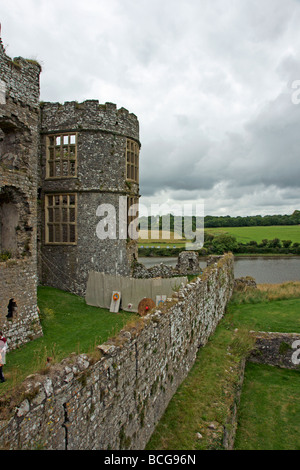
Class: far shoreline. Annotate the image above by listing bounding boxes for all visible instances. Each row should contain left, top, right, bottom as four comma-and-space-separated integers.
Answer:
138, 251, 300, 260
233, 254, 300, 259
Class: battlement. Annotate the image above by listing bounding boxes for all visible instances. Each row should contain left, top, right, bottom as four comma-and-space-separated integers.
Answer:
0, 38, 41, 110
40, 99, 140, 142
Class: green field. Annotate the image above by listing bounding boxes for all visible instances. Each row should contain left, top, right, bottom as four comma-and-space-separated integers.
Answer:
227, 298, 300, 333
205, 225, 300, 244
138, 225, 300, 248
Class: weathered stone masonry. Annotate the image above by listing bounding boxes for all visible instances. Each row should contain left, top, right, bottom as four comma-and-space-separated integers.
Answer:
0, 38, 43, 349
39, 100, 141, 296
0, 254, 234, 450
249, 331, 300, 370
1, 31, 142, 352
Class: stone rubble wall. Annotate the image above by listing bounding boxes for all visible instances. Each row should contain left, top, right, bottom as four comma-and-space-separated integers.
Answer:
0, 260, 42, 350
0, 38, 43, 349
132, 260, 177, 279
0, 253, 234, 450
222, 357, 247, 450
249, 331, 300, 369
234, 276, 257, 290
132, 251, 204, 279
0, 39, 41, 109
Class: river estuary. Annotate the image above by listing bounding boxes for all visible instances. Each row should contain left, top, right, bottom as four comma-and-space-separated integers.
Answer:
138, 256, 300, 284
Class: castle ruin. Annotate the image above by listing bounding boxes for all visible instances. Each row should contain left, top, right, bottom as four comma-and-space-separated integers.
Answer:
0, 32, 238, 452
39, 100, 140, 296
0, 33, 140, 349
0, 36, 43, 349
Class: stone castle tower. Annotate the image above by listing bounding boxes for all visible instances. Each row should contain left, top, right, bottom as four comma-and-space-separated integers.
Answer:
1, 30, 141, 348
39, 100, 141, 296
0, 36, 43, 348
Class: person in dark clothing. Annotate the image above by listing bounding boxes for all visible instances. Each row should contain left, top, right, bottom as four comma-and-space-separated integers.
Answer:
0, 332, 7, 383
6, 298, 17, 319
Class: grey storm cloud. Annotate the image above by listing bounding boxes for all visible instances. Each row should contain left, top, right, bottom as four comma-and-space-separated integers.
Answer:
1, 0, 300, 215
141, 87, 300, 198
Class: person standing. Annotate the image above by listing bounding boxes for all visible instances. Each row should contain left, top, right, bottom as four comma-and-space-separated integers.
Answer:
0, 332, 8, 383
6, 298, 17, 320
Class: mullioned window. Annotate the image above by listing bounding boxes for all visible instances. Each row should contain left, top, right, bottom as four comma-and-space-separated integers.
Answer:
46, 133, 77, 178
126, 139, 139, 183
45, 194, 77, 244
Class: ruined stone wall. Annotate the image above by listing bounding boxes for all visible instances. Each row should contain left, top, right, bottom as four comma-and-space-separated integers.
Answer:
249, 331, 300, 369
132, 251, 204, 279
0, 254, 234, 450
39, 100, 140, 296
0, 38, 43, 349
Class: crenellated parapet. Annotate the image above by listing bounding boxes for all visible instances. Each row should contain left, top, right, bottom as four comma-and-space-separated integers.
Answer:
40, 99, 140, 144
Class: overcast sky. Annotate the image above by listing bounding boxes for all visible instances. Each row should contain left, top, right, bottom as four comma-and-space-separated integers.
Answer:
1, 0, 300, 217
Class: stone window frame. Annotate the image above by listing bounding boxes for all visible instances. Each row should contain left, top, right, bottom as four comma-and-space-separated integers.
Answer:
45, 133, 78, 179
126, 139, 139, 184
45, 193, 77, 245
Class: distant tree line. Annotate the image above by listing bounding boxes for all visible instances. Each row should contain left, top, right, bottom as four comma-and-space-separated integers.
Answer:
204, 210, 300, 228
202, 232, 300, 256
141, 211, 300, 232
138, 210, 300, 257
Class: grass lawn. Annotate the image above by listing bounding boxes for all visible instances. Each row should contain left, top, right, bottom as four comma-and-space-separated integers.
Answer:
227, 282, 300, 333
0, 285, 138, 396
146, 283, 300, 450
205, 225, 300, 244
234, 363, 300, 450
226, 298, 300, 334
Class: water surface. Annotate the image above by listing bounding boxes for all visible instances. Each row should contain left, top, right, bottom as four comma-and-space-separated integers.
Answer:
138, 256, 300, 284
